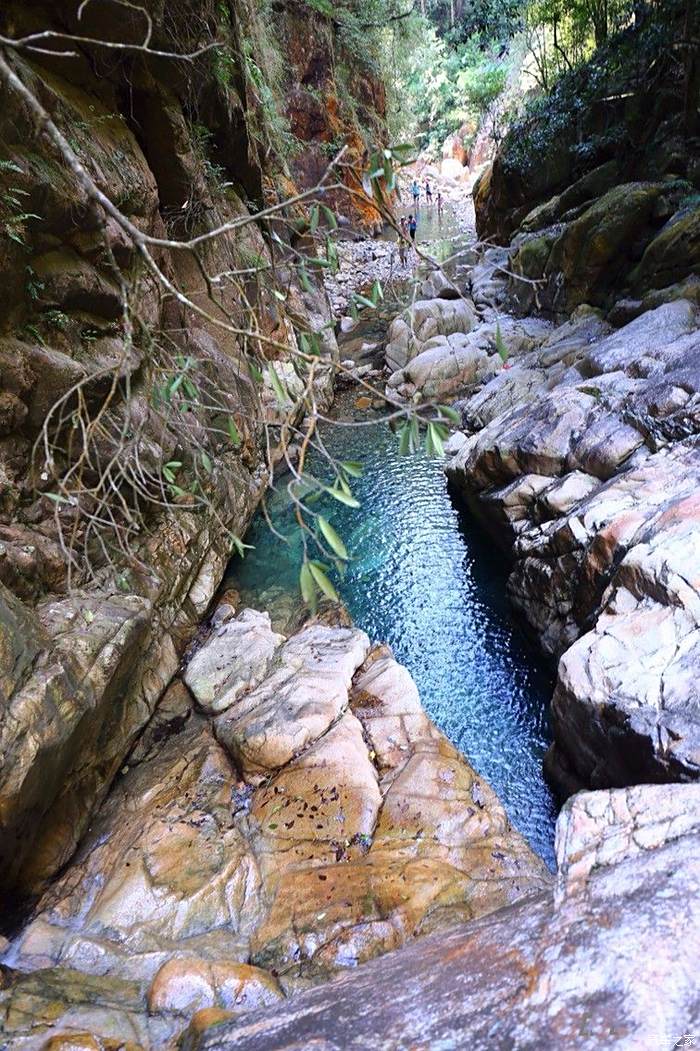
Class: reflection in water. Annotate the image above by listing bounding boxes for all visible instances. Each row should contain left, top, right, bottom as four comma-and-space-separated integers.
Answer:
230, 418, 558, 868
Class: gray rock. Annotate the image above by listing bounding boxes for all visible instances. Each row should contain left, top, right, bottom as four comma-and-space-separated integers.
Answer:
184, 609, 285, 714
447, 293, 700, 791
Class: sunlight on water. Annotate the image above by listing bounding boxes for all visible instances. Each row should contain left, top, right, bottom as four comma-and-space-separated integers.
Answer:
230, 415, 558, 868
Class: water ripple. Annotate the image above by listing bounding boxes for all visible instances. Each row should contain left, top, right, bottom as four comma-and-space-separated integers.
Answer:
230, 419, 558, 867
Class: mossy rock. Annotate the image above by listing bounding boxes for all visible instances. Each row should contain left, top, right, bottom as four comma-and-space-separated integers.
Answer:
546, 181, 669, 310
629, 204, 700, 293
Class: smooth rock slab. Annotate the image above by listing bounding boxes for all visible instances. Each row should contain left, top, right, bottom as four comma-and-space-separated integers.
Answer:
187, 782, 700, 1051
214, 623, 370, 779
184, 609, 284, 714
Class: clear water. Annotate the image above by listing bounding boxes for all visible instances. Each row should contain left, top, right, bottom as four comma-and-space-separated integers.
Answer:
230, 414, 558, 867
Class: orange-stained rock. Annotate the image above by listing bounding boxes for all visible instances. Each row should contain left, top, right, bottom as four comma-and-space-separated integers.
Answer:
43, 1035, 103, 1051
248, 648, 550, 983
148, 959, 283, 1017
180, 784, 700, 1051
8, 622, 548, 1004
176, 1008, 235, 1051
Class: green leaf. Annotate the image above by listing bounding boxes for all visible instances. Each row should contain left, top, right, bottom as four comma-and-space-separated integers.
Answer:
382, 155, 395, 192
300, 560, 317, 611
371, 279, 384, 303
298, 264, 312, 293
321, 204, 337, 229
231, 534, 254, 558
272, 288, 287, 302
341, 460, 363, 478
425, 422, 445, 457
267, 364, 289, 405
438, 404, 461, 424
398, 421, 412, 456
324, 484, 360, 508
326, 237, 339, 273
309, 561, 339, 601
495, 322, 509, 363
168, 373, 184, 398
201, 450, 213, 474
227, 417, 241, 446
317, 514, 348, 560
309, 204, 320, 234
248, 361, 263, 384
389, 143, 417, 161
353, 293, 377, 310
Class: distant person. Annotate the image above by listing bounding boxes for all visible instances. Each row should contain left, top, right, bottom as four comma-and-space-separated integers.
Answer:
436, 189, 443, 215
411, 179, 420, 206
425, 180, 433, 204
398, 217, 408, 264
408, 213, 417, 244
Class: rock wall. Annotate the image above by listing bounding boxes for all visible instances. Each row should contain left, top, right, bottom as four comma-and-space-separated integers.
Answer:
443, 4, 700, 798
275, 1, 388, 232
0, 0, 383, 899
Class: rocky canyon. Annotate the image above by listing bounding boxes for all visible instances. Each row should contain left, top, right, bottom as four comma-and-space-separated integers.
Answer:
1, 1, 699, 1049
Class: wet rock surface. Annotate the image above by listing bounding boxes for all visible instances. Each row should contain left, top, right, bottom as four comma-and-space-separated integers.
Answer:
2, 611, 549, 1045
160, 781, 700, 1051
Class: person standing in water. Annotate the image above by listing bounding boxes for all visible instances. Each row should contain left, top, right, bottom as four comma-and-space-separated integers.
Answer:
436, 189, 443, 216
411, 179, 420, 207
408, 213, 417, 245
425, 180, 433, 204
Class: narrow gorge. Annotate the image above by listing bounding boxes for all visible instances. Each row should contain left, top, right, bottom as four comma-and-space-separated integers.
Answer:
0, 1, 699, 1049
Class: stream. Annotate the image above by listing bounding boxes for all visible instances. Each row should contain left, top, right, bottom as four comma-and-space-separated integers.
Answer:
228, 202, 558, 868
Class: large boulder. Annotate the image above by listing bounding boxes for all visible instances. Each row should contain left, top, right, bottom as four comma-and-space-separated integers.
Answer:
384, 297, 477, 372
0, 583, 162, 898
630, 203, 700, 294
534, 182, 677, 312
386, 317, 550, 401
171, 782, 700, 1051
5, 619, 549, 1042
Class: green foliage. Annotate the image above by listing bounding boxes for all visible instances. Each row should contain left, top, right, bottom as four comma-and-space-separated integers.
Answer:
0, 159, 41, 249
388, 21, 512, 155
189, 122, 227, 187
238, 14, 301, 162
501, 5, 682, 177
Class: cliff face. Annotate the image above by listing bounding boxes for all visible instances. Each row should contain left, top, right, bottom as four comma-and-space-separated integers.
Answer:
0, 0, 384, 900
276, 1, 387, 231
